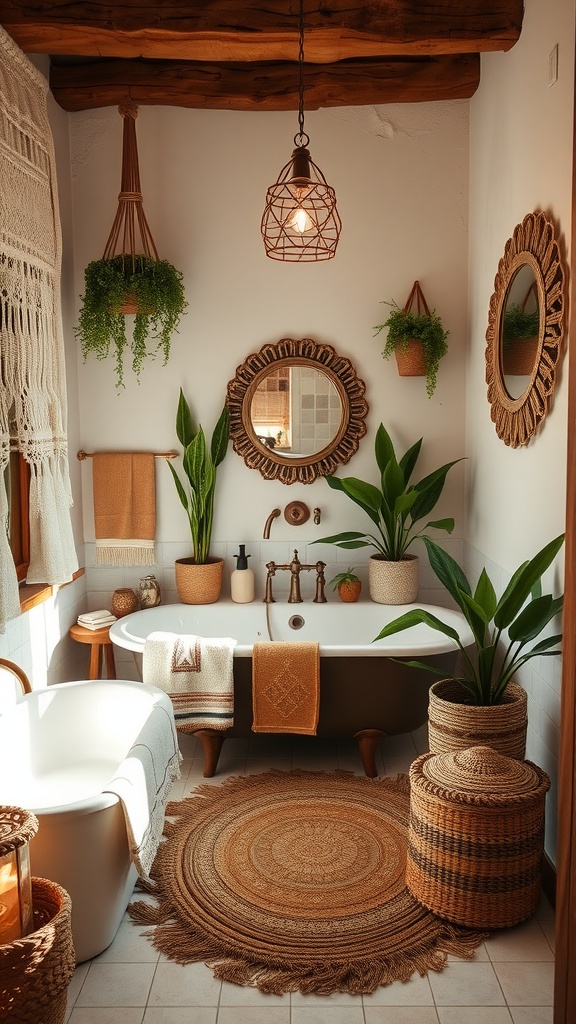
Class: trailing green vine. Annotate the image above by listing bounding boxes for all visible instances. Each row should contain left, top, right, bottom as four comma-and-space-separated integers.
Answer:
76, 254, 188, 388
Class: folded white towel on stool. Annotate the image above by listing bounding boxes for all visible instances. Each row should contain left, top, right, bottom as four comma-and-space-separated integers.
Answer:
78, 610, 117, 629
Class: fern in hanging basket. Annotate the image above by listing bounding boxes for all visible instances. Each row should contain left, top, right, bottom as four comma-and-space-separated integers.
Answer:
76, 254, 187, 389
374, 301, 449, 399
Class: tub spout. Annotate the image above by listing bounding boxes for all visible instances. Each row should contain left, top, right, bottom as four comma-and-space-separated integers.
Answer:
263, 508, 281, 539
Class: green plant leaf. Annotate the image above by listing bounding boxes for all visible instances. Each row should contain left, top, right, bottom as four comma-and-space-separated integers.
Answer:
374, 608, 461, 645
374, 423, 396, 475
211, 405, 230, 467
312, 530, 368, 546
425, 517, 455, 534
508, 594, 564, 643
494, 534, 565, 628
409, 459, 464, 523
325, 475, 379, 523
422, 537, 472, 607
176, 388, 196, 448
399, 438, 423, 484
473, 568, 498, 622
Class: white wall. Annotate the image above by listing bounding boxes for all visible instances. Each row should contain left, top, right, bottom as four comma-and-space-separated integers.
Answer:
69, 100, 469, 628
467, 0, 575, 862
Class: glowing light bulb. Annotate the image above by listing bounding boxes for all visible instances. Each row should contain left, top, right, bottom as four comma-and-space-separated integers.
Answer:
288, 206, 314, 234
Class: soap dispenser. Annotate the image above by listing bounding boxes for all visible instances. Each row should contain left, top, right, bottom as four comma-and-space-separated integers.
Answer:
231, 545, 255, 603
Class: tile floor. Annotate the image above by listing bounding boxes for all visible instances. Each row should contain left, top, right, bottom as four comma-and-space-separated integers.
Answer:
65, 727, 556, 1024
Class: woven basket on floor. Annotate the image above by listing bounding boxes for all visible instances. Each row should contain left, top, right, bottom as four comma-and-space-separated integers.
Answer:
407, 746, 550, 929
0, 877, 75, 1023
428, 679, 528, 760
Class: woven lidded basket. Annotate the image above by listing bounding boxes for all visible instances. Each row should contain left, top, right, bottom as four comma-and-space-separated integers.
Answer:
407, 745, 550, 929
428, 679, 528, 760
0, 877, 75, 1023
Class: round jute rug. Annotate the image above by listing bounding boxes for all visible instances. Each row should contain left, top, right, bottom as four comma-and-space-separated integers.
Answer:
129, 769, 485, 995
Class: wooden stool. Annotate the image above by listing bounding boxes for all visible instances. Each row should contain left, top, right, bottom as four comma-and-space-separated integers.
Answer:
69, 623, 116, 680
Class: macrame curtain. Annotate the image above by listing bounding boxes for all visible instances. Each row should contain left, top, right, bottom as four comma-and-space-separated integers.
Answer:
0, 26, 78, 631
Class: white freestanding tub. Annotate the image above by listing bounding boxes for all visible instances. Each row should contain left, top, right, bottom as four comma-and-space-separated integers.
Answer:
0, 678, 178, 962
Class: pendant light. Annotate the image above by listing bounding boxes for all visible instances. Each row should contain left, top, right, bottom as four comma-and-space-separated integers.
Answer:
261, 0, 341, 262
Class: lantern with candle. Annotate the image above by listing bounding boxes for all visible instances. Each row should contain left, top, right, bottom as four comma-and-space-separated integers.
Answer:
0, 806, 38, 943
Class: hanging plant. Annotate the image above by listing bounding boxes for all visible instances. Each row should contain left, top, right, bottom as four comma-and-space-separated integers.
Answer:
373, 281, 449, 399
76, 255, 187, 389
76, 102, 188, 389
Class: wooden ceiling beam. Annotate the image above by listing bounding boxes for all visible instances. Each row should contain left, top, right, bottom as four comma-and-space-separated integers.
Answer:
49, 54, 480, 112
2, 0, 523, 62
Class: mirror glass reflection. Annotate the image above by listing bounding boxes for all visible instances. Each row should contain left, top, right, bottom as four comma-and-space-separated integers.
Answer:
501, 263, 541, 400
250, 366, 343, 458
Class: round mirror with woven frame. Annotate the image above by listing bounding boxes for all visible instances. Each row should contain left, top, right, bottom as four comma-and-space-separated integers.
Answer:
485, 211, 566, 448
226, 338, 368, 484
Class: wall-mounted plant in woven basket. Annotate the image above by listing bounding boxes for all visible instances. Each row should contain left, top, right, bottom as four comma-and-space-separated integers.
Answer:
374, 281, 449, 398
76, 103, 187, 389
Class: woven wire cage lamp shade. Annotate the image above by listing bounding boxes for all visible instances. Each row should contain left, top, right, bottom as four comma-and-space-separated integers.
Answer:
261, 139, 341, 262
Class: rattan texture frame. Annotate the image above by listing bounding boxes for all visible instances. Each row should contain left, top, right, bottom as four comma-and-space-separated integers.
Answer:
226, 338, 368, 484
485, 210, 566, 448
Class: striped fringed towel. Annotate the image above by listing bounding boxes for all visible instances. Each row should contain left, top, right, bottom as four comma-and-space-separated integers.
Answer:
142, 630, 237, 731
92, 452, 156, 566
252, 641, 320, 735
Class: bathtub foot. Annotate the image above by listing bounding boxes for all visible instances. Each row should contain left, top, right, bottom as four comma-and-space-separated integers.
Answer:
354, 729, 386, 778
194, 729, 227, 777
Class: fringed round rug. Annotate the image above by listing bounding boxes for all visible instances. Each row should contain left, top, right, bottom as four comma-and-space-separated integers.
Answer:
129, 769, 485, 995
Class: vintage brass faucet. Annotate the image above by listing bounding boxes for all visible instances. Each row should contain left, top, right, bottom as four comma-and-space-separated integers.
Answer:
264, 549, 327, 603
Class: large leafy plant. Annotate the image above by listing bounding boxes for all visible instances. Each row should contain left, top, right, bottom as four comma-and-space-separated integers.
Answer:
374, 534, 564, 705
374, 301, 449, 398
313, 423, 463, 561
76, 255, 188, 388
168, 389, 229, 565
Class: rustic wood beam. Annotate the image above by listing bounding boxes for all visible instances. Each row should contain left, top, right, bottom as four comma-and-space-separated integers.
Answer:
49, 55, 480, 112
2, 0, 523, 62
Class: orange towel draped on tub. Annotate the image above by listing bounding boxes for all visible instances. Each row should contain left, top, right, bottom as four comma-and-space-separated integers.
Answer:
252, 641, 320, 735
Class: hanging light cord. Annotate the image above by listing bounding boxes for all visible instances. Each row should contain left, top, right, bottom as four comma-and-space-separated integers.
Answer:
295, 0, 309, 148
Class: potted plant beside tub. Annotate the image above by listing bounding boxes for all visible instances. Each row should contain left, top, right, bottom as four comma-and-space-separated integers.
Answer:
313, 423, 463, 605
329, 568, 362, 603
502, 303, 540, 376
168, 388, 230, 604
373, 533, 564, 759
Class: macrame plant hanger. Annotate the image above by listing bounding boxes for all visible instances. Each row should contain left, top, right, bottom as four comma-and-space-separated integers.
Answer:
397, 280, 431, 377
103, 101, 159, 311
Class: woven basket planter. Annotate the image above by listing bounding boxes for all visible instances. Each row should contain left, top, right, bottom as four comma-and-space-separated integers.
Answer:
395, 339, 427, 377
368, 554, 419, 605
407, 746, 550, 929
502, 337, 538, 376
0, 877, 75, 1023
428, 678, 528, 760
175, 556, 224, 605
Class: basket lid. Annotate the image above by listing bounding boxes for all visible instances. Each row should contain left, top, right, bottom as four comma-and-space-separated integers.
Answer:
0, 806, 39, 855
411, 746, 550, 804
